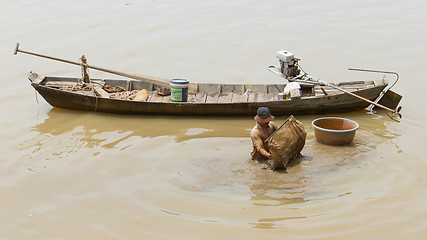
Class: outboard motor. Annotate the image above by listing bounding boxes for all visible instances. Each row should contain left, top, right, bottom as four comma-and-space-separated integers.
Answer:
276, 50, 300, 78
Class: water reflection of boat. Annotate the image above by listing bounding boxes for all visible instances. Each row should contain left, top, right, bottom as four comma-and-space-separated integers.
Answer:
22, 109, 255, 162
31, 108, 253, 142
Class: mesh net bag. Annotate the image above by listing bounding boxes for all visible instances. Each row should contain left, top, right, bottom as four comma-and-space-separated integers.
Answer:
267, 115, 306, 170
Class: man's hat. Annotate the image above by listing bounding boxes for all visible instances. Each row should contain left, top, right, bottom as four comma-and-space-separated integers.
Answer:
254, 106, 274, 123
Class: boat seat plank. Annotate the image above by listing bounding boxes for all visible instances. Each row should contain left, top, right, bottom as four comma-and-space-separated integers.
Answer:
76, 91, 96, 97
248, 93, 259, 102
44, 81, 77, 88
149, 93, 164, 102
338, 80, 374, 86
247, 93, 276, 102
316, 88, 328, 96
271, 94, 280, 101
188, 93, 207, 103
245, 85, 267, 94
147, 91, 156, 101
188, 84, 198, 95
217, 93, 233, 103
93, 85, 110, 98
232, 93, 248, 103
206, 93, 219, 103
322, 88, 343, 95
197, 93, 208, 103
267, 84, 285, 94
187, 94, 198, 103
45, 80, 106, 90
338, 87, 364, 91
131, 81, 154, 91
220, 84, 245, 94
257, 94, 275, 102
104, 79, 129, 90
162, 95, 171, 102
198, 84, 220, 94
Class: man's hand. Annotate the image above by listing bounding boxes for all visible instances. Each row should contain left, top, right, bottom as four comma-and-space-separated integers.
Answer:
260, 149, 272, 159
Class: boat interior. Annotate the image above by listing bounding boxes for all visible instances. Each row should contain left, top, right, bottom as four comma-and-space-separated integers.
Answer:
39, 75, 379, 103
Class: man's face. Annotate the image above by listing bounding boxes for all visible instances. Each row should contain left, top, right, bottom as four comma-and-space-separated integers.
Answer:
258, 121, 269, 128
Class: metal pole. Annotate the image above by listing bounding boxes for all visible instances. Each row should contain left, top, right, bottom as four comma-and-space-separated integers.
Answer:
264, 116, 292, 143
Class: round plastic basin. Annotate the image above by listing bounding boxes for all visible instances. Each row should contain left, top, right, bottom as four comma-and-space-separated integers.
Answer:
312, 117, 359, 145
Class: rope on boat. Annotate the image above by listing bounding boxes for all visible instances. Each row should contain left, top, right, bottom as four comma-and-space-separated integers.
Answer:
53, 55, 146, 110
79, 55, 99, 112
80, 55, 91, 84
34, 89, 39, 103
94, 94, 98, 112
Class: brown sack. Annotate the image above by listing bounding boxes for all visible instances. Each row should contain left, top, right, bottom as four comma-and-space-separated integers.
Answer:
134, 89, 149, 101
267, 115, 306, 170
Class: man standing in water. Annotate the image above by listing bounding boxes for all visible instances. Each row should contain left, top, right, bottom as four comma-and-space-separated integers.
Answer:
250, 106, 278, 161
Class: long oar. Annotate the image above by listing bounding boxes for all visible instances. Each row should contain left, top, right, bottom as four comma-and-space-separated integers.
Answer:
306, 78, 399, 113
14, 43, 170, 88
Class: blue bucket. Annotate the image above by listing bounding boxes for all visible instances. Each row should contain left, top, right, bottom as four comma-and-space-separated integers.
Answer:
170, 79, 189, 102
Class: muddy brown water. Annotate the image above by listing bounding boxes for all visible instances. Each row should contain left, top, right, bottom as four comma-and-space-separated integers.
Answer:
1, 1, 426, 239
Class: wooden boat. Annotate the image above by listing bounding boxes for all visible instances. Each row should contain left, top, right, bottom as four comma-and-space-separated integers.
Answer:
28, 72, 392, 116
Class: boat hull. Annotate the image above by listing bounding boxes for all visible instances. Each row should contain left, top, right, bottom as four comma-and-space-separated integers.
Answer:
30, 75, 388, 116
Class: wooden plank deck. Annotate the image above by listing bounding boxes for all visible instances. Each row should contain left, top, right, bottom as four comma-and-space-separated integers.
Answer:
44, 81, 77, 88
232, 93, 248, 103
162, 95, 171, 102
141, 83, 370, 103
206, 93, 219, 103
149, 93, 164, 102
147, 91, 156, 101
188, 93, 207, 103
217, 93, 233, 103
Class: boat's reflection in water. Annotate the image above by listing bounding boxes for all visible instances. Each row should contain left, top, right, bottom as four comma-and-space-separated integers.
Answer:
25, 107, 398, 216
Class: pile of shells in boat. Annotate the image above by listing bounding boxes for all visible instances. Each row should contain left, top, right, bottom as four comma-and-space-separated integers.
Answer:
67, 82, 92, 91
103, 85, 126, 93
109, 91, 136, 100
